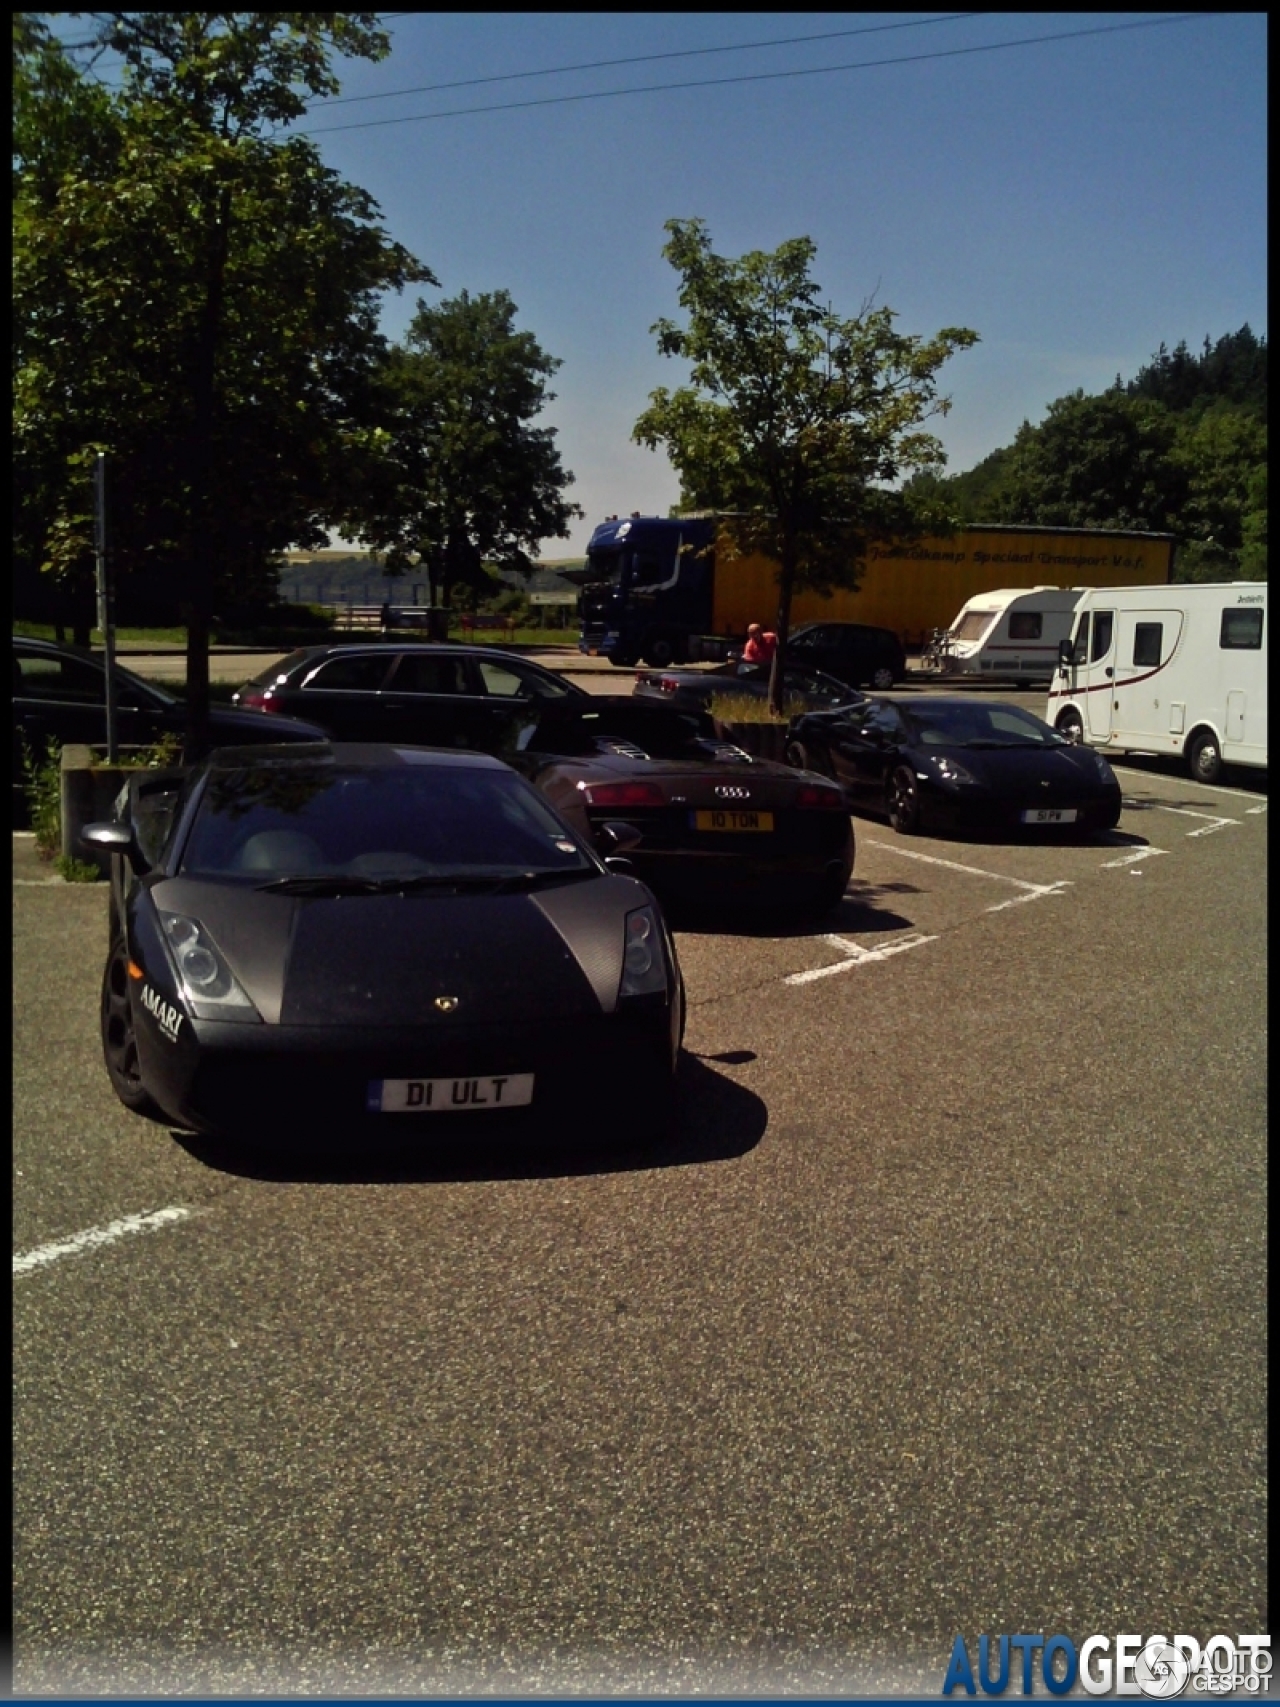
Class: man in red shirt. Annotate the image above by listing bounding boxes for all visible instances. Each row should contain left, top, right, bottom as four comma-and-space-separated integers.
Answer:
742, 622, 777, 665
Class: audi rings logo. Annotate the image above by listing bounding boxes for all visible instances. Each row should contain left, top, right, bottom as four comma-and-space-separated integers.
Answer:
713, 785, 752, 800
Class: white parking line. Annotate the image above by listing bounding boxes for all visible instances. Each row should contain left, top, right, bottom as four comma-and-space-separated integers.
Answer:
984, 882, 1073, 914
1246, 803, 1268, 815
863, 840, 1065, 894
1101, 846, 1169, 869
784, 932, 937, 985
13, 1206, 194, 1277
1110, 765, 1263, 802
1151, 805, 1239, 838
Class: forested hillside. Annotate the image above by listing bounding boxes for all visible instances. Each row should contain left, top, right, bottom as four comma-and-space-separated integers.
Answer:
911, 326, 1267, 581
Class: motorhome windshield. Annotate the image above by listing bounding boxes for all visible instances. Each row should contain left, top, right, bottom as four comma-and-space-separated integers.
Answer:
954, 609, 997, 643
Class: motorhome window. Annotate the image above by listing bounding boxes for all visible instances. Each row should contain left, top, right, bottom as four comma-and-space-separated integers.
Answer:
1132, 623, 1163, 667
954, 610, 996, 643
1008, 611, 1043, 641
1090, 611, 1115, 662
1220, 608, 1264, 649
1069, 615, 1090, 664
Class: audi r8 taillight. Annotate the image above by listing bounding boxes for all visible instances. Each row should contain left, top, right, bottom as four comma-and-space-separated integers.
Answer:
580, 781, 667, 808
795, 784, 847, 810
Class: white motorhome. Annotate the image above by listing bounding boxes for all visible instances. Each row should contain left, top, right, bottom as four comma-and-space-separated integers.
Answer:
1046, 582, 1267, 783
941, 586, 1086, 684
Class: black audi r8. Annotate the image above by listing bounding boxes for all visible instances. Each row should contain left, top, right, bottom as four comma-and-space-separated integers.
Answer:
785, 696, 1123, 838
83, 744, 684, 1141
508, 698, 855, 916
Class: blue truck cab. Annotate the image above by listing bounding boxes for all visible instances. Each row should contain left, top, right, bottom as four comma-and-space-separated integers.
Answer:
578, 515, 718, 668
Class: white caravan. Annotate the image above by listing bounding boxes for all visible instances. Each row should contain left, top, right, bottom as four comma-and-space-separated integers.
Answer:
1045, 582, 1267, 783
941, 587, 1086, 684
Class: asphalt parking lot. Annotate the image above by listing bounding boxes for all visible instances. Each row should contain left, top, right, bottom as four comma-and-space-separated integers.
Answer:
12, 743, 1267, 1694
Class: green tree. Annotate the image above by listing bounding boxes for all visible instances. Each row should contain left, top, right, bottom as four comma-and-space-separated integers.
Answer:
355, 290, 582, 607
1169, 406, 1268, 579
14, 13, 432, 753
994, 390, 1186, 535
632, 219, 977, 711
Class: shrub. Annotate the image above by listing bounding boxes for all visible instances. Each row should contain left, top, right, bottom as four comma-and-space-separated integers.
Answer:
20, 737, 62, 858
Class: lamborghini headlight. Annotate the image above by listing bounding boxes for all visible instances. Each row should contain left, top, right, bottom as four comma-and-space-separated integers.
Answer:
158, 912, 261, 1023
619, 905, 668, 999
932, 756, 979, 786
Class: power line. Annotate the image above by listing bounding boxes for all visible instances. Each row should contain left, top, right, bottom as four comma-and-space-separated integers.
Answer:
301, 15, 1212, 138
50, 12, 983, 101
312, 14, 986, 109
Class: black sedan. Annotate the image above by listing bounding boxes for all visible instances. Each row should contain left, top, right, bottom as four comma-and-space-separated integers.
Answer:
633, 659, 862, 718
233, 643, 587, 751
83, 743, 684, 1141
13, 636, 325, 803
509, 698, 854, 916
786, 696, 1123, 837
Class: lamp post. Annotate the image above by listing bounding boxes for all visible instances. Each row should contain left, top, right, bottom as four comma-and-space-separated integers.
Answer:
93, 452, 119, 763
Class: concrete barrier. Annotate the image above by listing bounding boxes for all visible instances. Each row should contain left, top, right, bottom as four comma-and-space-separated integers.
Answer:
60, 745, 145, 876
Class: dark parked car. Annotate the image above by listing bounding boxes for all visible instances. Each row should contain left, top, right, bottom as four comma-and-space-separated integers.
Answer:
12, 636, 324, 809
633, 659, 863, 717
786, 622, 907, 690
84, 742, 684, 1141
233, 644, 588, 750
510, 697, 854, 916
785, 696, 1123, 837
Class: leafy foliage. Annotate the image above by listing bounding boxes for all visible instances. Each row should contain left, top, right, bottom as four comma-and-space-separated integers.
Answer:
21, 736, 63, 857
633, 219, 978, 708
917, 326, 1267, 580
350, 290, 582, 606
13, 13, 434, 747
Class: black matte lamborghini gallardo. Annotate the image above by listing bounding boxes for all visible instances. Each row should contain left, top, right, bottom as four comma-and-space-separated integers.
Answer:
83, 743, 684, 1141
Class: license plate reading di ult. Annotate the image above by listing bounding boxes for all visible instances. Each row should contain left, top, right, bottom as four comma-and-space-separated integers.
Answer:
693, 808, 774, 832
1022, 807, 1078, 824
368, 1073, 535, 1113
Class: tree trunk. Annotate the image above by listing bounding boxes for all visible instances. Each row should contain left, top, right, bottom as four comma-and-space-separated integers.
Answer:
184, 181, 233, 762
767, 532, 798, 718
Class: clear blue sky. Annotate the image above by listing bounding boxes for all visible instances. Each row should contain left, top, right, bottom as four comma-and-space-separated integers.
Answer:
63, 11, 1273, 561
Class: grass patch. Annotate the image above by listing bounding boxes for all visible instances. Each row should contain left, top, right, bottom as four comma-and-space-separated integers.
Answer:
14, 620, 581, 650
708, 690, 806, 724
133, 676, 240, 705
56, 854, 103, 883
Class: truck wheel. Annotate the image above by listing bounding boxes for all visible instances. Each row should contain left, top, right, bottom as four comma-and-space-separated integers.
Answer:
641, 633, 677, 668
1187, 727, 1224, 785
1055, 709, 1084, 744
872, 667, 895, 689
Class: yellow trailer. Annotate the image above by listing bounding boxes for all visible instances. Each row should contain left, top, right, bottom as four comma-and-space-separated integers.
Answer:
708, 524, 1175, 649
579, 514, 1176, 667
